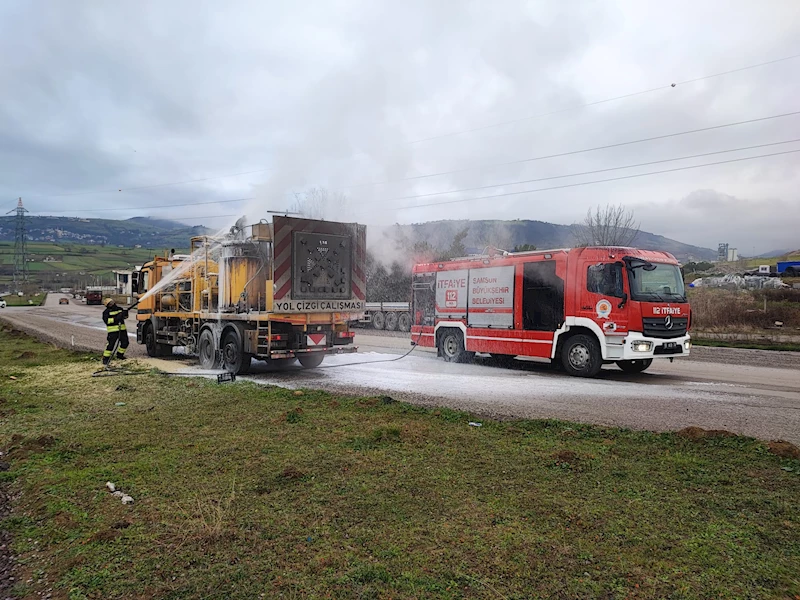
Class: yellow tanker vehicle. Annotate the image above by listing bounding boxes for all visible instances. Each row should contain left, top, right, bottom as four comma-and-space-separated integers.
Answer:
132, 216, 366, 373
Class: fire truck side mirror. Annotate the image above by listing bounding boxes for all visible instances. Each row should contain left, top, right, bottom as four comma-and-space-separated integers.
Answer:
131, 271, 139, 294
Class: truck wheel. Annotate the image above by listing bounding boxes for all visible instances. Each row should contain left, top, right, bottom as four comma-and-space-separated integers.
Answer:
144, 323, 170, 358
385, 312, 399, 331
561, 334, 602, 377
372, 311, 386, 330
198, 329, 218, 369
616, 359, 653, 373
439, 330, 474, 363
298, 353, 324, 369
221, 329, 251, 374
398, 312, 411, 332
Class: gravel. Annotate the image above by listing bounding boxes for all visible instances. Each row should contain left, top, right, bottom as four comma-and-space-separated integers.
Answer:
0, 310, 146, 358
686, 345, 800, 369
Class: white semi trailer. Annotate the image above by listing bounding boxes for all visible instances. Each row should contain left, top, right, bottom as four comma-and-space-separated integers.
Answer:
355, 302, 411, 331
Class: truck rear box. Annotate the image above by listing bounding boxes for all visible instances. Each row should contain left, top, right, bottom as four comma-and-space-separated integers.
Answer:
272, 216, 366, 314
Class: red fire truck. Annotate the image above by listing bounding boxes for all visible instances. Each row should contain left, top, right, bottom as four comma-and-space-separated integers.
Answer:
411, 247, 690, 377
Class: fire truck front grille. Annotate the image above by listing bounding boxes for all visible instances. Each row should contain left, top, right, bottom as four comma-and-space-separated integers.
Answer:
642, 317, 688, 339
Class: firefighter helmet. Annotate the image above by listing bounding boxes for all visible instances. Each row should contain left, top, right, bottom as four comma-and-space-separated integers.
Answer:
103, 298, 114, 307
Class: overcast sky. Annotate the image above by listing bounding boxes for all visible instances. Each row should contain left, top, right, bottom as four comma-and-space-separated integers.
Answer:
1, 0, 799, 254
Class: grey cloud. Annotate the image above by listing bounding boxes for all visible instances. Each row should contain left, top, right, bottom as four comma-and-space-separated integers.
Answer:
0, 0, 798, 254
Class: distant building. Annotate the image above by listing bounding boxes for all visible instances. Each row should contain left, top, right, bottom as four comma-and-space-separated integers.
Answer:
727, 248, 739, 262
717, 243, 729, 262
113, 270, 133, 299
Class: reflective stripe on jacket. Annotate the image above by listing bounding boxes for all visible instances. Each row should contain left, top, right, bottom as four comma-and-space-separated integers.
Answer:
102, 307, 127, 332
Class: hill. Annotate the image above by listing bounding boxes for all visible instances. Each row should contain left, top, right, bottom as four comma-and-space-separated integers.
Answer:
0, 215, 210, 248
391, 219, 716, 262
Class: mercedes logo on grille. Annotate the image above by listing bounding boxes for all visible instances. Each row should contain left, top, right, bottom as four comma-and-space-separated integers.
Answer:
665, 315, 673, 329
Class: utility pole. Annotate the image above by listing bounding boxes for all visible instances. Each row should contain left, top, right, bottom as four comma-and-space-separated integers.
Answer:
7, 198, 29, 289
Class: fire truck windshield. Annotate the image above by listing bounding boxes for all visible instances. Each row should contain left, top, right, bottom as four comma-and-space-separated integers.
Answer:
627, 262, 686, 303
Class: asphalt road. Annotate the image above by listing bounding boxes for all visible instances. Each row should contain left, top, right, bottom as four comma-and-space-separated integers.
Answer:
2, 294, 799, 443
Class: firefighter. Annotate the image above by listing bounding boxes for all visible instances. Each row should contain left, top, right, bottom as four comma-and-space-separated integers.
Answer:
102, 298, 129, 365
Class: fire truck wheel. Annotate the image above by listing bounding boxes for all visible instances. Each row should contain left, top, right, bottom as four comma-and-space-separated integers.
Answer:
198, 329, 218, 369
298, 353, 324, 369
439, 330, 473, 363
561, 334, 602, 377
398, 312, 412, 332
616, 359, 653, 373
372, 311, 386, 330
221, 330, 251, 374
385, 312, 399, 331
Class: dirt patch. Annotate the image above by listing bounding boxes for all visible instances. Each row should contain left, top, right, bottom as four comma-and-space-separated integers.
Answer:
7, 434, 57, 459
677, 427, 737, 441
0, 482, 15, 599
552, 450, 579, 463
767, 440, 800, 460
279, 466, 306, 480
16, 351, 36, 359
88, 529, 121, 543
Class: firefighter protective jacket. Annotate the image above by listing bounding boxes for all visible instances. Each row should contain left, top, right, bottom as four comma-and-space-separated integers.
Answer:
102, 306, 128, 332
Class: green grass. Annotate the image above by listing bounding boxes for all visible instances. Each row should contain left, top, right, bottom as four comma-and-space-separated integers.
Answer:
692, 338, 800, 352
1, 329, 799, 599
1, 293, 46, 306
0, 242, 179, 287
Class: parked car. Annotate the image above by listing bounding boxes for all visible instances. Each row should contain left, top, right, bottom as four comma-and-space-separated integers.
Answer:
59, 298, 69, 305
0, 299, 6, 308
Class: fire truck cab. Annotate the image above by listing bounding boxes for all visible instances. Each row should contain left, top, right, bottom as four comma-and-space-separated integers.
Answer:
411, 247, 690, 377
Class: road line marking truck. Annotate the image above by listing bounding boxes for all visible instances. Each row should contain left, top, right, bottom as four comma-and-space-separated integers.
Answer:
132, 216, 366, 373
411, 246, 691, 377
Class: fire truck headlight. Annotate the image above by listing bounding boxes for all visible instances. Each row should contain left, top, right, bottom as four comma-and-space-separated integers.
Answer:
684, 340, 691, 350
632, 341, 652, 352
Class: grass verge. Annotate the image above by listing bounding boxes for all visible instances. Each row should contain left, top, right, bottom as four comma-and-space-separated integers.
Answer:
1, 328, 799, 599
2, 294, 46, 307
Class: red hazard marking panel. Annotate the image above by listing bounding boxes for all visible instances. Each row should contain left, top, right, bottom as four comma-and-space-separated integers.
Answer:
273, 216, 366, 303
306, 333, 327, 346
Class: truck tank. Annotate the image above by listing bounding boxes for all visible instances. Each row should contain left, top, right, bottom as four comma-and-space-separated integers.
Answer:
217, 239, 271, 312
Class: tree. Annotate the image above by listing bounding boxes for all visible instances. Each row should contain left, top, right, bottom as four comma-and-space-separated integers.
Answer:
439, 227, 469, 260
572, 204, 639, 247
291, 187, 349, 220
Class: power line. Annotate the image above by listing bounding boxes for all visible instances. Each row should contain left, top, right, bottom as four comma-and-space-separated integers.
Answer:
41, 168, 271, 199
360, 138, 800, 205
17, 52, 799, 202
153, 214, 242, 222
131, 147, 800, 222
324, 110, 800, 192
408, 52, 800, 144
39, 196, 255, 215
391, 148, 800, 211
